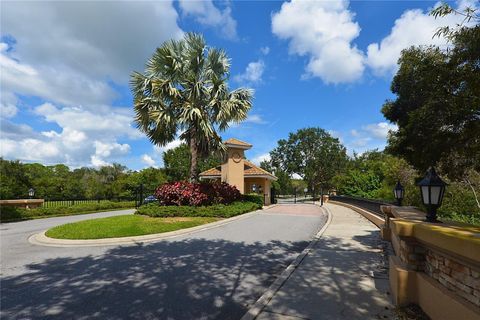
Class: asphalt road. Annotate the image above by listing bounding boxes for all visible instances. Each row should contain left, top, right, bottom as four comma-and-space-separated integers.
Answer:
1, 204, 326, 320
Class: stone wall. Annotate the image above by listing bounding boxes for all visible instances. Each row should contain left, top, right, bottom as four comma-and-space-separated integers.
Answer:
425, 249, 480, 307
383, 205, 480, 319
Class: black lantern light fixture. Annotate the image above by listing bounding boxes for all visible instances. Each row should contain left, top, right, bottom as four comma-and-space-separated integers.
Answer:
417, 167, 447, 223
28, 188, 35, 199
393, 181, 404, 206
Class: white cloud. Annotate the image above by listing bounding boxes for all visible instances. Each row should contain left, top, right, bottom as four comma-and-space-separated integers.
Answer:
90, 155, 110, 168
154, 139, 183, 155
0, 102, 134, 167
251, 153, 271, 165
94, 141, 130, 158
0, 44, 116, 107
0, 119, 35, 139
291, 173, 303, 180
272, 0, 364, 84
1, 102, 17, 118
1, 1, 182, 84
260, 46, 270, 55
345, 122, 398, 155
362, 122, 398, 139
34, 103, 140, 140
245, 114, 267, 124
141, 154, 157, 168
178, 0, 237, 39
366, 1, 478, 75
327, 130, 344, 143
234, 60, 265, 85
0, 1, 184, 168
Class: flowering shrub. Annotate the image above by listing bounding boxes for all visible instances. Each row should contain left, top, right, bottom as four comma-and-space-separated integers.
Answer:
155, 181, 241, 206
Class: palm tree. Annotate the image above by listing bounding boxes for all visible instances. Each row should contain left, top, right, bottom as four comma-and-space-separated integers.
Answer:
131, 33, 253, 182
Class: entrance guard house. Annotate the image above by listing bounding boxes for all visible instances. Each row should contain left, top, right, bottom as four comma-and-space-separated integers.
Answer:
199, 138, 277, 205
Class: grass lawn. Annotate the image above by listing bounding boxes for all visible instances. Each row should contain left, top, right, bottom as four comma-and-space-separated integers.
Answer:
45, 215, 220, 240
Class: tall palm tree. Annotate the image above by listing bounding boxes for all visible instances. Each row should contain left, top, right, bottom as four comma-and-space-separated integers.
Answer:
131, 33, 253, 182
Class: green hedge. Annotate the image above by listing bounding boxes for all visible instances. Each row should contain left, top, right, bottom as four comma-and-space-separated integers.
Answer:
136, 201, 261, 218
242, 194, 264, 207
0, 201, 135, 222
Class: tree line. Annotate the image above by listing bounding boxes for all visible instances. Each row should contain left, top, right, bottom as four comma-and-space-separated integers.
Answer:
0, 146, 222, 201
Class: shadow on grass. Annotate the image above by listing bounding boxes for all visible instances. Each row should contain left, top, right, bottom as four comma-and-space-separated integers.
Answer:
1, 238, 308, 320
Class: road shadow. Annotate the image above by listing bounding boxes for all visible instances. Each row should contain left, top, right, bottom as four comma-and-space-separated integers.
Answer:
263, 228, 394, 319
1, 238, 309, 320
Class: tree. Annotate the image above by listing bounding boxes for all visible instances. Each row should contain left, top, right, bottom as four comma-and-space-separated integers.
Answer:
131, 33, 253, 182
269, 128, 348, 194
260, 160, 292, 195
382, 14, 479, 178
163, 144, 223, 182
332, 151, 418, 202
0, 158, 30, 199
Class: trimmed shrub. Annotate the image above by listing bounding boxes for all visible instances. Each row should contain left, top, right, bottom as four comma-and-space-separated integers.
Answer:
242, 193, 264, 207
155, 181, 241, 206
0, 201, 135, 222
136, 201, 261, 218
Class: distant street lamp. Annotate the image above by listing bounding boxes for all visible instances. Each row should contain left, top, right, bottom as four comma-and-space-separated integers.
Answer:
393, 181, 404, 206
28, 188, 35, 199
417, 167, 447, 223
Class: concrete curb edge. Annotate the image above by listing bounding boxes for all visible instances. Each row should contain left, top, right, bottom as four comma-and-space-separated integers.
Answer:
240, 204, 333, 320
28, 208, 263, 248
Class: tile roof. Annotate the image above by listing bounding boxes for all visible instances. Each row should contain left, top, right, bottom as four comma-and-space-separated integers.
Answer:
243, 160, 276, 179
199, 160, 277, 180
224, 138, 252, 148
199, 166, 221, 176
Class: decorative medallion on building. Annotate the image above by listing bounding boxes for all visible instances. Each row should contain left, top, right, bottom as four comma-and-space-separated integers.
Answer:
232, 152, 242, 163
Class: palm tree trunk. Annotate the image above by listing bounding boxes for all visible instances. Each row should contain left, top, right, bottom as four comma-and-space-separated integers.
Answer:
189, 134, 199, 182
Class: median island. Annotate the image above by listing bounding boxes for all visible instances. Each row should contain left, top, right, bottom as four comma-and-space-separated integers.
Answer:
45, 182, 264, 240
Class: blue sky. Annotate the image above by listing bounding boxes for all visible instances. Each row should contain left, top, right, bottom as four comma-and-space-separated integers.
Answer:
1, 0, 476, 170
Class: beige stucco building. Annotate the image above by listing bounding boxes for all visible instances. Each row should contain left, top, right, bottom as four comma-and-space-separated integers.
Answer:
199, 138, 277, 205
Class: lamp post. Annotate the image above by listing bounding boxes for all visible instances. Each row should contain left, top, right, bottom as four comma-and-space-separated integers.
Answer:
28, 188, 35, 199
417, 167, 447, 223
393, 181, 404, 206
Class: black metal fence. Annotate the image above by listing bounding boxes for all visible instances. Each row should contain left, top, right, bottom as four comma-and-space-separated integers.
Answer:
42, 199, 117, 208
329, 195, 393, 217
39, 185, 157, 208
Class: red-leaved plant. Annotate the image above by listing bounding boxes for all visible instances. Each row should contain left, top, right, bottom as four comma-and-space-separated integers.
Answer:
155, 181, 241, 206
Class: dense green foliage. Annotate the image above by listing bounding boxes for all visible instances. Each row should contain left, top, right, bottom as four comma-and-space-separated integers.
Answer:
373, 6, 480, 225
259, 161, 304, 195
382, 26, 479, 178
267, 127, 348, 194
163, 144, 222, 182
332, 151, 480, 226
45, 215, 218, 240
241, 194, 264, 207
0, 158, 166, 200
0, 201, 135, 222
136, 201, 261, 218
131, 32, 253, 181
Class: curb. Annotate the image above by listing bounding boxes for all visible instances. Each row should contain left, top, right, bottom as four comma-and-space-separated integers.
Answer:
328, 200, 385, 228
240, 204, 333, 320
29, 209, 263, 248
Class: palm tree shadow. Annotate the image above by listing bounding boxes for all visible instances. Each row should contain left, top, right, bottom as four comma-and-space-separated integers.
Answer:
1, 238, 309, 320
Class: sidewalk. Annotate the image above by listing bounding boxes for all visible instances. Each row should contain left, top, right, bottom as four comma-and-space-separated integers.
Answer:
254, 203, 394, 319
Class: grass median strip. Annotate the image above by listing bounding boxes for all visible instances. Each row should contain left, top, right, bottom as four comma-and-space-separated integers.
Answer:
45, 215, 220, 240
